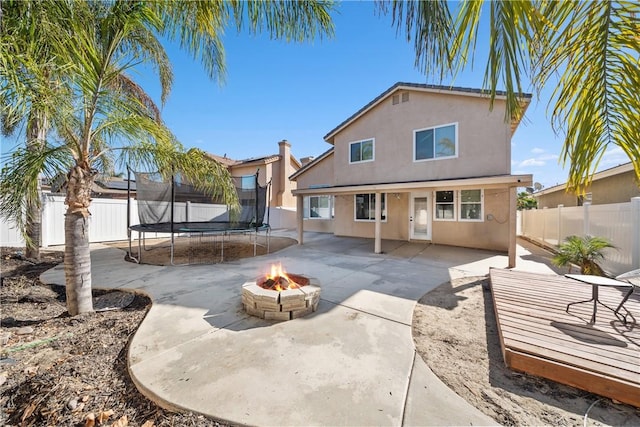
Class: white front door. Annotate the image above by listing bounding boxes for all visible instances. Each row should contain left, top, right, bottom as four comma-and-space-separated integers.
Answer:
410, 192, 431, 240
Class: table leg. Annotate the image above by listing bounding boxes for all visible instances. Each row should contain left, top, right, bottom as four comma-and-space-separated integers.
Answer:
591, 284, 598, 323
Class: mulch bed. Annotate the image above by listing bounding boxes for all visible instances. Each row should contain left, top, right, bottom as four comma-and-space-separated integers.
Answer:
0, 247, 231, 427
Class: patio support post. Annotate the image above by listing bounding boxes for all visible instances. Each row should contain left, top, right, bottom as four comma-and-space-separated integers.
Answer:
374, 192, 382, 254
508, 186, 517, 268
296, 195, 304, 245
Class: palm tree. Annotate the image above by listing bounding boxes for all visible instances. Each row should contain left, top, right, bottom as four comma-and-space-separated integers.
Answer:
552, 235, 616, 276
381, 0, 640, 194
0, 0, 71, 261
1, 0, 334, 316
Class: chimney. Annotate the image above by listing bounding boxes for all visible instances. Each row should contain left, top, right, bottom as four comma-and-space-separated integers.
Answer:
300, 156, 315, 166
277, 140, 292, 206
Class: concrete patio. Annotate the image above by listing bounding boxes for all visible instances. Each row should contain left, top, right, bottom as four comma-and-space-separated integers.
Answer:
41, 231, 557, 426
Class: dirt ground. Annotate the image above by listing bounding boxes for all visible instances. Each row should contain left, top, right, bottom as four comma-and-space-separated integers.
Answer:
108, 235, 296, 266
413, 276, 640, 426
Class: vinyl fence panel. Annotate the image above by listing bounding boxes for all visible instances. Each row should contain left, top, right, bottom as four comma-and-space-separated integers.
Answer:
520, 197, 640, 275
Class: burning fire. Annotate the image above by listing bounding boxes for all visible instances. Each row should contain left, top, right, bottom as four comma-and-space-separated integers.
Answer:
260, 263, 304, 291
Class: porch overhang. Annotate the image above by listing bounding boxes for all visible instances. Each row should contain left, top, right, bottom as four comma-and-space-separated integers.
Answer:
293, 174, 531, 268
292, 174, 532, 196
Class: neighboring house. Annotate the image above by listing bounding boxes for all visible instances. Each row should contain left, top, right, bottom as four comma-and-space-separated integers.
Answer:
208, 140, 301, 208
534, 162, 640, 208
46, 140, 301, 208
48, 174, 136, 199
291, 82, 533, 266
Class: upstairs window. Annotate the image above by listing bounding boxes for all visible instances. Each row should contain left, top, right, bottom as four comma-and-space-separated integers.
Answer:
241, 175, 256, 190
414, 123, 457, 161
349, 139, 374, 163
355, 193, 386, 221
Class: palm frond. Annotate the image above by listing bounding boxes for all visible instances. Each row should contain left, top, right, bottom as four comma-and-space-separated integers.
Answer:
0, 143, 72, 228
378, 0, 454, 82
229, 0, 335, 42
535, 1, 640, 193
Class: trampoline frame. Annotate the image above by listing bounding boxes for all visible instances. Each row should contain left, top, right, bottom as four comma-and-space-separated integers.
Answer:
126, 169, 272, 265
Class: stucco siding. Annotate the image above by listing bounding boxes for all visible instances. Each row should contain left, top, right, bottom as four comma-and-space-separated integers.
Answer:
302, 219, 334, 233
332, 91, 511, 186
431, 188, 509, 251
333, 194, 408, 240
295, 152, 335, 190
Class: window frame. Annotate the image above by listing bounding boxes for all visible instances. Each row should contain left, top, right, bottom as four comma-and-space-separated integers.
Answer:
434, 190, 456, 222
354, 193, 387, 222
303, 195, 334, 220
458, 189, 484, 222
413, 122, 458, 162
349, 138, 375, 164
240, 175, 256, 190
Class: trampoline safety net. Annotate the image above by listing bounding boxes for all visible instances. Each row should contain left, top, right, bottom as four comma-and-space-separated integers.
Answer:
133, 171, 268, 229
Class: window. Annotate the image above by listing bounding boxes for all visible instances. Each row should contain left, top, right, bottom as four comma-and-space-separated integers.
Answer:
435, 191, 455, 220
349, 139, 374, 163
459, 189, 482, 221
355, 193, 386, 221
241, 175, 256, 190
435, 189, 484, 222
414, 123, 457, 161
303, 196, 334, 219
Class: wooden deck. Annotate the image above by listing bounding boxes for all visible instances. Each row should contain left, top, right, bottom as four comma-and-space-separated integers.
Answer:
489, 268, 640, 408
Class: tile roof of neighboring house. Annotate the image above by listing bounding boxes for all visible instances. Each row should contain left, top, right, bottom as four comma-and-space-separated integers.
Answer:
289, 148, 334, 180
324, 82, 533, 143
207, 152, 302, 169
206, 153, 242, 167
235, 154, 281, 166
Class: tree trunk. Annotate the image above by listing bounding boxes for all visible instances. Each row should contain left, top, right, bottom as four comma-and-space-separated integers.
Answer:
64, 165, 96, 315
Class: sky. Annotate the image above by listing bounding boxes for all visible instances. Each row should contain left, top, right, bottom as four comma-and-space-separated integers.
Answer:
3, 1, 631, 190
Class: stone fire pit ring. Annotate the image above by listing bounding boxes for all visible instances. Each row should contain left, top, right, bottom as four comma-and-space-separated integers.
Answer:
242, 276, 321, 321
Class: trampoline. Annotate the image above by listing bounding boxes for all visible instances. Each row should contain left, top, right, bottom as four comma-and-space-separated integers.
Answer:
127, 169, 271, 265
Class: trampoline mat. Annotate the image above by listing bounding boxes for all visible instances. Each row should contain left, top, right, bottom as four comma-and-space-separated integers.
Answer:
130, 221, 267, 233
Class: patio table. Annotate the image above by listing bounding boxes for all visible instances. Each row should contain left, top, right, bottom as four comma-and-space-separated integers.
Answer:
565, 274, 635, 324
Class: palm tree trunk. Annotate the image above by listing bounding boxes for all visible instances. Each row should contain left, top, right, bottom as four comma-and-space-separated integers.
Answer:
64, 165, 96, 315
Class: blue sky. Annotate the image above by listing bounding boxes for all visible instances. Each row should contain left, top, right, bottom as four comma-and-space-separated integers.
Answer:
3, 1, 631, 190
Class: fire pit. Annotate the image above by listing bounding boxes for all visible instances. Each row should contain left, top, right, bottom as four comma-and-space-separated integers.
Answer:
242, 263, 321, 321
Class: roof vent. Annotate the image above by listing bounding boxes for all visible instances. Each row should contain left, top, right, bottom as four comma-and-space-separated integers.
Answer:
401, 92, 409, 102
392, 94, 400, 105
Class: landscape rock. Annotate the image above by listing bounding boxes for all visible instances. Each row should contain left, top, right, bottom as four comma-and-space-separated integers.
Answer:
16, 326, 34, 335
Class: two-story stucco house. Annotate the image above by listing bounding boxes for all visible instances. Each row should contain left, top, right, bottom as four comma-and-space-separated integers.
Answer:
291, 82, 533, 267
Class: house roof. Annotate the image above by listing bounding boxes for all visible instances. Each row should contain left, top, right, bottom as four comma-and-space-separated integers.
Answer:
323, 82, 533, 143
207, 152, 302, 170
534, 162, 635, 196
206, 153, 241, 167
292, 173, 532, 195
289, 148, 334, 180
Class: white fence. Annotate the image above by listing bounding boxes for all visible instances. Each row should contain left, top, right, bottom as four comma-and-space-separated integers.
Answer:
520, 197, 640, 276
1, 195, 298, 248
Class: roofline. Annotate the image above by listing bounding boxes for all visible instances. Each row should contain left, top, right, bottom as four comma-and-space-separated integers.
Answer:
289, 148, 334, 180
534, 162, 634, 196
231, 155, 280, 168
323, 82, 533, 143
293, 174, 532, 196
